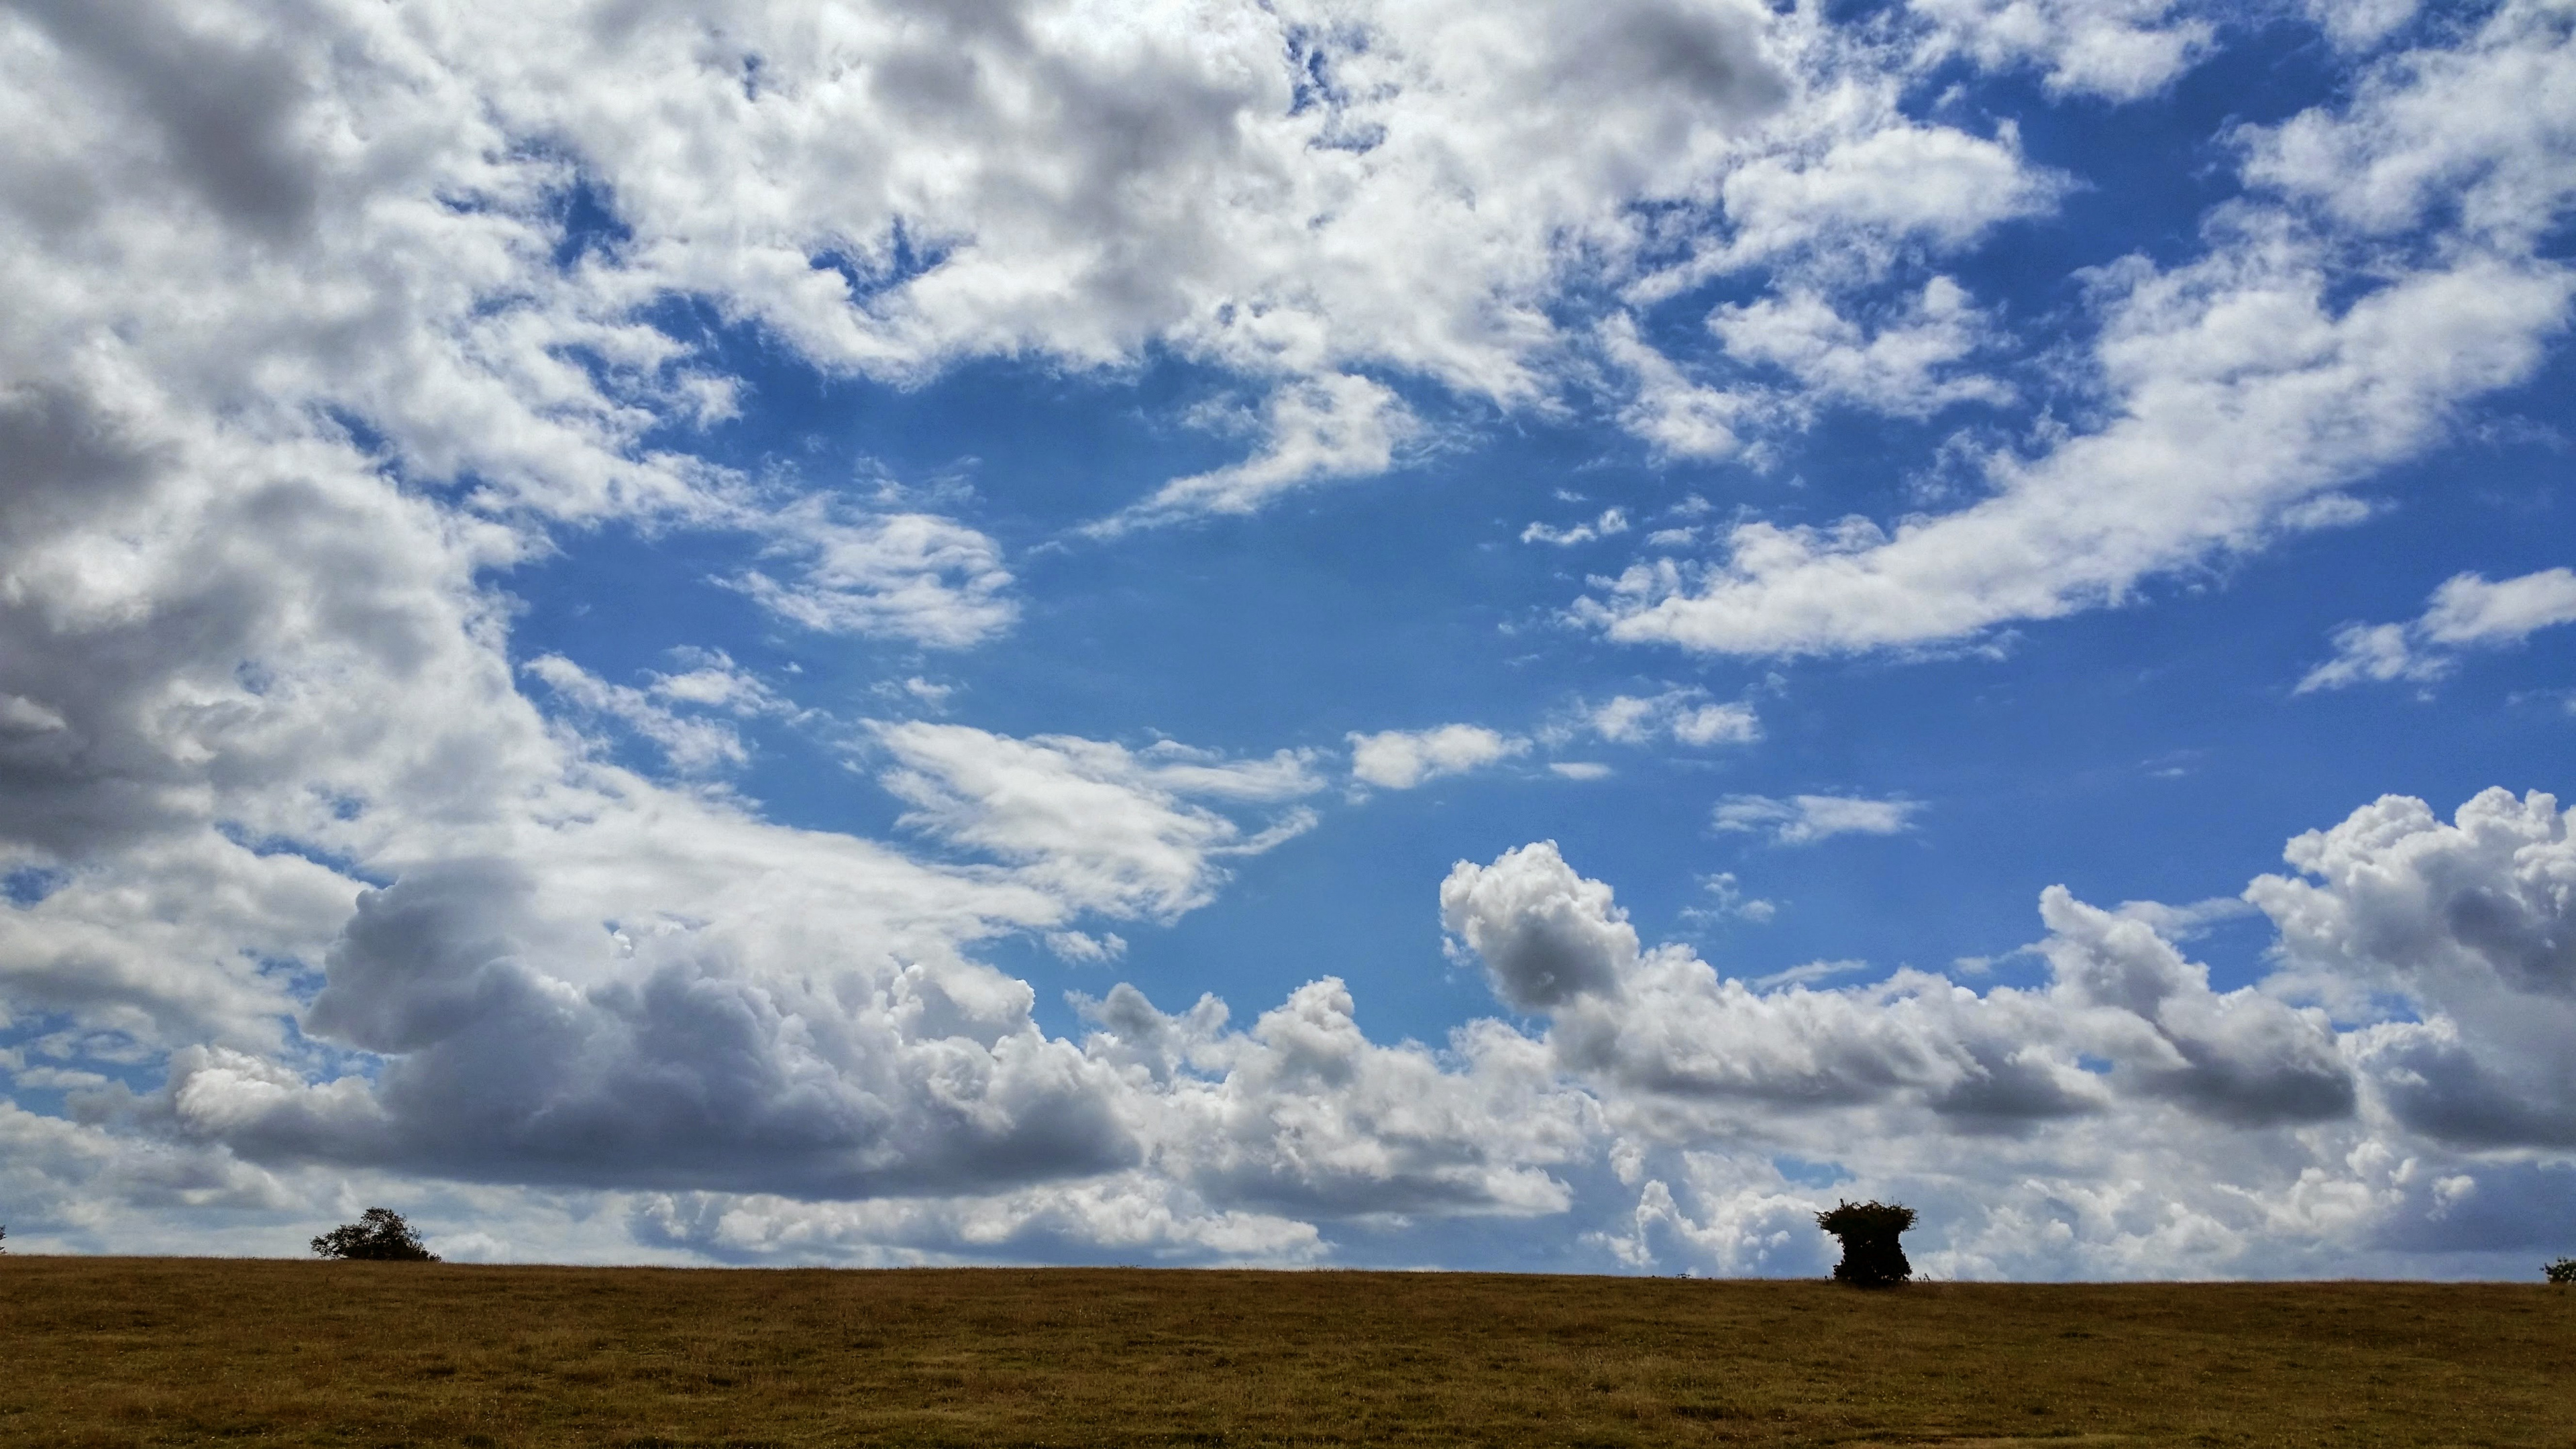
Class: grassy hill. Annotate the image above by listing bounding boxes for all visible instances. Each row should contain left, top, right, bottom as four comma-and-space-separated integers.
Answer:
2, 1256, 2567, 1446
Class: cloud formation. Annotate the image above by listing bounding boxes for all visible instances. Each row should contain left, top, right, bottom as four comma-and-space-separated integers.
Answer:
1348, 725, 1529, 791
1585, 2, 2576, 657
0, 0, 2568, 1283
1714, 794, 1921, 845
2300, 568, 2576, 692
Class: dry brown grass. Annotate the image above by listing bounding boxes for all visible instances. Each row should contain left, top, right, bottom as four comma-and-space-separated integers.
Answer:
2, 1256, 2567, 1446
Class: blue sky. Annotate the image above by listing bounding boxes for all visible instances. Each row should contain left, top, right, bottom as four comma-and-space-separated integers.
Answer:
4, 0, 2575, 1277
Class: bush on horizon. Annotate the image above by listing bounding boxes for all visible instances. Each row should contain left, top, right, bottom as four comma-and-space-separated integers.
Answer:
1817, 1200, 1917, 1288
311, 1208, 439, 1263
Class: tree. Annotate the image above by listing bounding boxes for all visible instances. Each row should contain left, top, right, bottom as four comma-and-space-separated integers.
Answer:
311, 1208, 440, 1262
1816, 1199, 1916, 1288
2546, 1258, 2576, 1285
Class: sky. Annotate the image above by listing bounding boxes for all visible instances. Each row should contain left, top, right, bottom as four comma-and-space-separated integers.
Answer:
2, 0, 2574, 1279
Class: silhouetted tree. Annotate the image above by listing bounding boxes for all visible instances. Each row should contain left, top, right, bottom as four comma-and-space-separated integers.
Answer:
311, 1208, 439, 1262
1816, 1199, 1915, 1287
2546, 1257, 2576, 1285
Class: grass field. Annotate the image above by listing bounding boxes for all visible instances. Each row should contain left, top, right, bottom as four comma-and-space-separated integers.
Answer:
3, 1256, 2568, 1447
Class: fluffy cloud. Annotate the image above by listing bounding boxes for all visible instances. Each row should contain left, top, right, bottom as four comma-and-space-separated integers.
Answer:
1426, 798, 2574, 1277
1707, 277, 2010, 419
1083, 979, 1596, 1219
1909, 0, 2216, 101
2, 0, 2569, 1282
1707, 122, 2066, 272
1585, 3, 2576, 657
1346, 724, 1529, 790
2299, 568, 2576, 692
1440, 830, 2358, 1137
1441, 843, 1641, 1011
1714, 793, 1920, 844
2251, 788, 2576, 1147
9, 777, 2573, 1279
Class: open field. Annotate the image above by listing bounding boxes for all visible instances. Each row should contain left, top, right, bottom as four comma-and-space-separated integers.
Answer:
3, 1257, 2569, 1447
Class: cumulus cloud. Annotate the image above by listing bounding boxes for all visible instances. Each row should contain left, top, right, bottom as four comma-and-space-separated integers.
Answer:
1440, 833, 2355, 1134
2251, 788, 2576, 1147
1442, 843, 1640, 1012
2300, 568, 2576, 692
1084, 979, 1597, 1219
1714, 793, 1921, 844
1424, 813, 2576, 1277
3, 0, 2571, 1283
629, 1178, 1327, 1267
1346, 725, 1529, 791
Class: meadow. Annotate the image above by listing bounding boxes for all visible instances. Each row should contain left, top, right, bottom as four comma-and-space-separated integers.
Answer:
2, 1256, 2567, 1446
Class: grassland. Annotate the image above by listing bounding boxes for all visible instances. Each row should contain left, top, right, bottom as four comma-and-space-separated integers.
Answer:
3, 1256, 2568, 1447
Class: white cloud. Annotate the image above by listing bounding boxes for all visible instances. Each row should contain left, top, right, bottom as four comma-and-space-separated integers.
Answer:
1909, 0, 2216, 101
1712, 121, 2068, 268
1442, 843, 1642, 1012
724, 498, 1018, 650
2298, 622, 2443, 693
1578, 689, 1762, 748
1584, 6, 2576, 657
2421, 568, 2576, 644
1708, 277, 2010, 418
1521, 509, 1631, 547
2298, 568, 2576, 692
2303, 0, 2425, 51
877, 724, 1325, 921
631, 1177, 1326, 1266
1044, 931, 1128, 964
1601, 313, 1750, 462
1086, 978, 1597, 1218
1346, 724, 1529, 790
1750, 959, 1869, 990
2245, 0, 2576, 252
5, 0, 2575, 1282
1549, 762, 1614, 782
1686, 871, 1778, 926
1714, 793, 1921, 845
524, 653, 782, 775
1106, 376, 1417, 529
2250, 788, 2576, 1148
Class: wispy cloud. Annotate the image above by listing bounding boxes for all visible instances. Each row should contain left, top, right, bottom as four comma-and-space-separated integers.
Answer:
1714, 794, 1922, 845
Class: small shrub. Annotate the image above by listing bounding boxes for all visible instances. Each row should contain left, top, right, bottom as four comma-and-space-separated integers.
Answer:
2546, 1258, 2576, 1285
311, 1208, 440, 1262
1815, 1200, 1916, 1288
